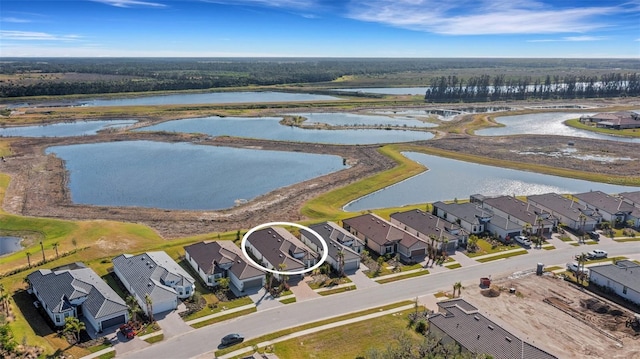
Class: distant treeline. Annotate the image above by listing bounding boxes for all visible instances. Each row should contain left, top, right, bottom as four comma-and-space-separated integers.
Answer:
424, 73, 640, 102
1, 57, 639, 98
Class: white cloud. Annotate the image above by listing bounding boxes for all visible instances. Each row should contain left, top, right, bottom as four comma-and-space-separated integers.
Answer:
91, 0, 167, 8
528, 36, 607, 42
1, 17, 32, 23
345, 0, 623, 35
199, 0, 318, 9
0, 30, 82, 41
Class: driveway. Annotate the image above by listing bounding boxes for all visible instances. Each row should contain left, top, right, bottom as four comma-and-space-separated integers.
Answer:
247, 287, 284, 311
155, 308, 193, 339
346, 266, 378, 289
288, 276, 320, 302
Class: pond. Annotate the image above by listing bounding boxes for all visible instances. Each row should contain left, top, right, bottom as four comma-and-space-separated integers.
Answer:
46, 141, 346, 210
136, 116, 434, 144
344, 152, 640, 211
286, 112, 436, 128
475, 112, 640, 143
0, 119, 137, 138
333, 87, 428, 95
0, 236, 23, 256
78, 91, 341, 107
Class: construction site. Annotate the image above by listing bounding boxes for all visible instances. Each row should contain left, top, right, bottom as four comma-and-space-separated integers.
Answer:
463, 271, 640, 359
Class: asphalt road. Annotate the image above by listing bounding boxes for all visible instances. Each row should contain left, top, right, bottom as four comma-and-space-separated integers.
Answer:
118, 241, 640, 359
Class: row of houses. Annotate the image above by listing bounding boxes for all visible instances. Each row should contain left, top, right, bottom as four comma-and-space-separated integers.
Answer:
579, 111, 640, 130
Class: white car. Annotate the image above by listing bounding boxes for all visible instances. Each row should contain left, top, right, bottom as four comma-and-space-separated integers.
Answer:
514, 235, 532, 247
567, 262, 589, 275
587, 249, 608, 259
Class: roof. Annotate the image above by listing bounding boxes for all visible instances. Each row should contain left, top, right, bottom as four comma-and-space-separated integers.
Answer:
27, 263, 127, 320
342, 213, 400, 247
573, 191, 635, 215
184, 241, 264, 280
245, 227, 311, 272
429, 299, 557, 359
483, 196, 550, 225
390, 209, 460, 243
112, 251, 195, 304
588, 111, 639, 121
589, 260, 640, 294
303, 222, 360, 262
620, 191, 640, 207
526, 193, 595, 222
433, 201, 492, 225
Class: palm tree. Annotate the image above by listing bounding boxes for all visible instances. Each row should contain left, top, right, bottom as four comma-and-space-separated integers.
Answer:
277, 263, 288, 292
427, 235, 437, 267
126, 295, 140, 323
536, 216, 544, 247
26, 251, 31, 268
522, 223, 532, 237
64, 316, 85, 343
40, 241, 45, 263
576, 252, 588, 285
336, 249, 346, 277
0, 292, 9, 316
52, 242, 59, 259
144, 294, 154, 322
578, 212, 587, 243
453, 281, 462, 298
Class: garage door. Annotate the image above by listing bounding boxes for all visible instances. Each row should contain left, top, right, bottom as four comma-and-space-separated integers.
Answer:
101, 314, 126, 329
243, 277, 263, 290
343, 260, 359, 271
411, 248, 426, 257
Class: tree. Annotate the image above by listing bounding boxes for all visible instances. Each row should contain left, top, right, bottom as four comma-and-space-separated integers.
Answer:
52, 242, 59, 259
426, 235, 437, 267
576, 252, 588, 285
277, 263, 288, 292
126, 296, 140, 323
522, 223, 532, 237
578, 212, 587, 243
26, 251, 31, 268
0, 284, 7, 316
64, 316, 85, 344
144, 294, 154, 322
453, 281, 462, 298
217, 277, 230, 294
40, 241, 46, 263
467, 235, 479, 253
337, 249, 346, 277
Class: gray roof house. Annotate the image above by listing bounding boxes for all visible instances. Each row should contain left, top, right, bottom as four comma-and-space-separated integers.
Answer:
27, 262, 128, 332
300, 222, 361, 273
245, 227, 317, 279
184, 241, 265, 293
112, 251, 195, 316
588, 260, 640, 306
481, 196, 555, 237
619, 191, 640, 227
527, 193, 599, 231
433, 201, 492, 235
573, 190, 636, 224
390, 209, 465, 253
428, 299, 557, 359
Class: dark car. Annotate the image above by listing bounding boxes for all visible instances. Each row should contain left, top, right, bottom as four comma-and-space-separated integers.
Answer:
221, 333, 244, 346
588, 231, 599, 240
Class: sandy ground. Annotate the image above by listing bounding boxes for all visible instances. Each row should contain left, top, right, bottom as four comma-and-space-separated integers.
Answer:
462, 272, 640, 359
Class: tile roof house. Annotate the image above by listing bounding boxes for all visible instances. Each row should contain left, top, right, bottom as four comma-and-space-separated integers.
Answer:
112, 251, 195, 315
572, 190, 636, 225
342, 213, 426, 261
619, 191, 640, 227
433, 201, 492, 235
428, 299, 557, 359
527, 193, 599, 231
588, 260, 640, 306
581, 112, 640, 129
184, 241, 265, 293
27, 262, 128, 332
390, 209, 464, 253
481, 196, 555, 238
245, 227, 317, 280
300, 222, 361, 273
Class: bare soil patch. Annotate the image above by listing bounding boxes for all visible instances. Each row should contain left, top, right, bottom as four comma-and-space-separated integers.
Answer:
463, 272, 640, 359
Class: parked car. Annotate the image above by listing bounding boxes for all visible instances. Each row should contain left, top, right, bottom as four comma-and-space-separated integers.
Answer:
514, 235, 532, 247
587, 249, 608, 259
588, 231, 600, 240
221, 333, 244, 346
566, 262, 589, 275
119, 323, 136, 340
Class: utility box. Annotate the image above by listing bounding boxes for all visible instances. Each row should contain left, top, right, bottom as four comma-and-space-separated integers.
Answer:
536, 262, 544, 276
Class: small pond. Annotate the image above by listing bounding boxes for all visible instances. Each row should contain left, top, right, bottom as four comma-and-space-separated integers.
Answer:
0, 119, 137, 138
475, 112, 640, 143
0, 236, 23, 256
287, 112, 436, 128
136, 116, 434, 144
344, 152, 640, 211
46, 141, 346, 210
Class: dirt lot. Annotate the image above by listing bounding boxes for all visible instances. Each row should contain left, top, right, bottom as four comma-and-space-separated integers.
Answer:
463, 272, 640, 359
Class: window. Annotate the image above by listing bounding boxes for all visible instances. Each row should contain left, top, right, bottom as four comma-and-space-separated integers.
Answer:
56, 314, 61, 323
623, 286, 627, 294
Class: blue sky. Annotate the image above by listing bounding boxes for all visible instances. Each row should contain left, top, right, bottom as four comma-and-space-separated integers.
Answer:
1, 0, 639, 57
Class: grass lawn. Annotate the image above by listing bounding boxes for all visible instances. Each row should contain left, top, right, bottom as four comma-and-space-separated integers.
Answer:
279, 297, 296, 304
544, 266, 563, 272
267, 308, 424, 359
307, 275, 352, 290
215, 301, 414, 357
444, 262, 462, 269
317, 285, 356, 296
615, 237, 640, 242
466, 239, 521, 257
375, 269, 430, 284
475, 249, 527, 263
586, 256, 627, 264
183, 296, 254, 321
190, 307, 257, 329
542, 245, 556, 250
144, 334, 164, 344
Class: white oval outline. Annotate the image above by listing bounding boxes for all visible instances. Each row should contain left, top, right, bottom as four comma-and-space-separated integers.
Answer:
241, 221, 329, 276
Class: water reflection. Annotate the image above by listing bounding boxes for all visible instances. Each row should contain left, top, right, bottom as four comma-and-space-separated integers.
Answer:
0, 120, 137, 138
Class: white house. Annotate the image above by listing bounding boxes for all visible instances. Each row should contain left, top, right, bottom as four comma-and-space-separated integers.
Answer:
27, 262, 128, 332
588, 260, 640, 306
112, 251, 196, 316
245, 227, 316, 280
184, 241, 265, 292
300, 222, 361, 273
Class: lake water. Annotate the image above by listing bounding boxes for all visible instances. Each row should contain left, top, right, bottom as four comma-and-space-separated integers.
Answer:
136, 116, 433, 144
475, 112, 640, 143
286, 112, 436, 128
0, 236, 22, 256
79, 91, 340, 107
334, 87, 428, 95
344, 152, 640, 211
0, 119, 137, 138
45, 141, 346, 210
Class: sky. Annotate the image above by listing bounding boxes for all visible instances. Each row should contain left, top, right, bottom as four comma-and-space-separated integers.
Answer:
1, 0, 639, 58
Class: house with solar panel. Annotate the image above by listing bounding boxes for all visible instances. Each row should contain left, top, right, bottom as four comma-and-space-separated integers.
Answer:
27, 262, 129, 333
112, 251, 195, 315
